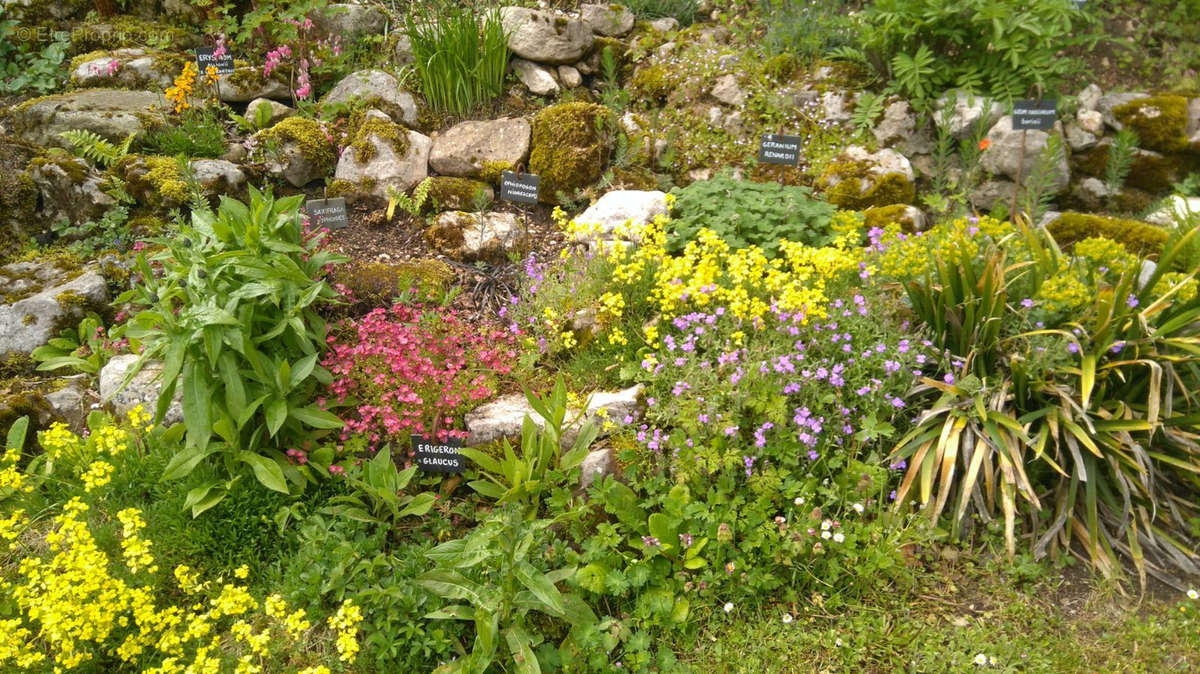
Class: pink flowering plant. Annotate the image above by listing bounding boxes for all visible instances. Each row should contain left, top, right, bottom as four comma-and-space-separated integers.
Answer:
322, 302, 518, 451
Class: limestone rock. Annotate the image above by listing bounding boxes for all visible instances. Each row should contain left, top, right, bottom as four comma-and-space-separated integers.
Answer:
711, 74, 745, 106
1078, 83, 1103, 113
1097, 92, 1148, 130
573, 190, 669, 243
189, 159, 247, 196
465, 384, 644, 447
246, 98, 294, 126
321, 70, 418, 126
648, 17, 679, 32
312, 3, 387, 41
1064, 121, 1098, 152
934, 90, 1004, 140
1188, 97, 1200, 138
9, 89, 164, 148
979, 116, 1070, 191
821, 90, 853, 123
69, 48, 174, 89
429, 117, 531, 179
29, 155, 114, 226
579, 446, 618, 489
820, 146, 915, 209
99, 354, 183, 425
215, 68, 292, 103
425, 211, 528, 263
557, 65, 583, 88
1144, 195, 1200, 226
500, 7, 593, 65
873, 100, 916, 147
1076, 109, 1104, 136
580, 3, 635, 36
1072, 177, 1110, 211
969, 179, 1019, 211
253, 118, 336, 188
512, 59, 559, 96
0, 263, 107, 359
334, 122, 431, 205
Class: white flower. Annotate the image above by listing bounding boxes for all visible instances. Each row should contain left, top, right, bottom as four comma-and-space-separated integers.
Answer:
723, 602, 734, 613
1189, 589, 1199, 600
852, 503, 864, 513
835, 638, 843, 647
974, 654, 988, 666
821, 519, 832, 531
989, 657, 997, 666
821, 530, 832, 540
832, 532, 845, 543
782, 613, 793, 624
794, 496, 805, 506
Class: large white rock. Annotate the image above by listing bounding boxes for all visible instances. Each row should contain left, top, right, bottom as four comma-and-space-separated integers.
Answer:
425, 211, 528, 264
321, 70, 418, 126
512, 59, 559, 96
334, 123, 432, 205
189, 159, 247, 195
1145, 195, 1200, 226
500, 7, 593, 65
580, 3, 635, 36
0, 263, 107, 359
99, 354, 184, 425
934, 90, 1004, 140
215, 67, 292, 103
69, 48, 174, 89
573, 190, 670, 242
465, 384, 644, 447
979, 116, 1070, 192
311, 3, 387, 40
428, 118, 531, 178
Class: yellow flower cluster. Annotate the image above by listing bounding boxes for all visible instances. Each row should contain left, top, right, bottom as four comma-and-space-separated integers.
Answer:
1037, 268, 1091, 313
0, 446, 32, 495
328, 599, 363, 664
165, 61, 197, 114
1075, 236, 1137, 275
41, 422, 84, 462
1155, 272, 1199, 303
1, 497, 337, 671
81, 460, 114, 492
877, 216, 1015, 281
561, 211, 858, 333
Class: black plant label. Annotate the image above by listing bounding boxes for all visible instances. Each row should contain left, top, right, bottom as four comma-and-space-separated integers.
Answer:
1012, 99, 1057, 131
500, 171, 540, 204
412, 435, 465, 474
304, 197, 349, 230
758, 134, 802, 166
195, 47, 235, 75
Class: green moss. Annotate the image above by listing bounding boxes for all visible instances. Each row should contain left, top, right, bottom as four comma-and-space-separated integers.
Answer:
478, 160, 515, 185
1047, 213, 1169, 259
327, 259, 455, 315
112, 155, 188, 209
630, 63, 673, 102
864, 204, 922, 233
28, 150, 89, 184
258, 117, 336, 169
68, 16, 196, 55
0, 137, 39, 259
348, 118, 410, 164
1113, 95, 1190, 153
763, 53, 800, 83
822, 160, 915, 209
425, 177, 493, 212
529, 102, 612, 204
325, 179, 356, 198
610, 167, 659, 191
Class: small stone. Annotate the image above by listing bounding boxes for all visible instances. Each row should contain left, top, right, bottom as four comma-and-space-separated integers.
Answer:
1076, 109, 1104, 135
1064, 121, 1098, 151
1077, 83, 1103, 112
512, 59, 559, 95
100, 354, 183, 425
500, 7, 594, 64
557, 65, 582, 88
710, 74, 745, 106
579, 447, 618, 489
580, 3, 635, 37
648, 17, 679, 32
246, 97, 294, 126
426, 211, 529, 264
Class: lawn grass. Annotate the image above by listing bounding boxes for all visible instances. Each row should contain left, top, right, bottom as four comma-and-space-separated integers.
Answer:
672, 554, 1199, 673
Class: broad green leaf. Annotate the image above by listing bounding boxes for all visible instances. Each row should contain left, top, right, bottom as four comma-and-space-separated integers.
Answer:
238, 451, 289, 493
265, 397, 287, 437
514, 560, 565, 617
288, 405, 343, 430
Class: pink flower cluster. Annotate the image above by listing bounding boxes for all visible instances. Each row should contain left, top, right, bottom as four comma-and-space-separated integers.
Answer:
322, 303, 518, 450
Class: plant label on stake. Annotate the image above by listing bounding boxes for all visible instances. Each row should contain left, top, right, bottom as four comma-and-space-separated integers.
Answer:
195, 47, 235, 75
1012, 99, 1057, 131
304, 197, 349, 230
411, 435, 465, 474
758, 133, 802, 166
500, 171, 540, 204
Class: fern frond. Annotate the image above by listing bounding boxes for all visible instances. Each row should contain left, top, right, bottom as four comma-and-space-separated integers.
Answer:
59, 130, 135, 168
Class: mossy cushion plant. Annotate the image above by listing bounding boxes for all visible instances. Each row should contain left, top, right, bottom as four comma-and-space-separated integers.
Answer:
820, 159, 915, 210
1113, 95, 1190, 153
667, 173, 836, 258
1047, 212, 1168, 259
256, 117, 337, 172
529, 102, 612, 204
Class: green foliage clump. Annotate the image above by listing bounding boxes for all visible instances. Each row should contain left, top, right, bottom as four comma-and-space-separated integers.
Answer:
0, 12, 67, 94
759, 0, 857, 64
118, 187, 348, 515
668, 174, 836, 257
623, 0, 699, 25
1113, 95, 1191, 153
852, 0, 1098, 110
629, 63, 674, 102
143, 108, 227, 159
822, 163, 915, 210
1047, 212, 1169, 259
529, 102, 613, 204
405, 0, 509, 116
326, 259, 455, 316
425, 176, 493, 212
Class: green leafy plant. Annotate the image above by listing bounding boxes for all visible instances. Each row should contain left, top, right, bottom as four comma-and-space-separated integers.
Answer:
419, 504, 599, 673
405, 0, 510, 116
667, 173, 836, 257
1019, 133, 1067, 224
1104, 128, 1140, 196
231, 99, 278, 133
386, 177, 433, 221
144, 107, 228, 159
851, 91, 886, 138
0, 12, 67, 94
597, 46, 630, 113
623, 0, 698, 25
320, 446, 436, 525
59, 130, 136, 169
859, 0, 1099, 110
758, 0, 858, 63
461, 377, 599, 513
118, 186, 348, 515
31, 313, 119, 376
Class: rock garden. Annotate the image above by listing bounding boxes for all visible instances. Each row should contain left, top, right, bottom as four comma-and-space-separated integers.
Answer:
2, 0, 1200, 671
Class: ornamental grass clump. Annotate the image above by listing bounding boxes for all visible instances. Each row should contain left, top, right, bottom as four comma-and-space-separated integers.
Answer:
322, 303, 518, 449
405, 0, 509, 116
879, 216, 1200, 588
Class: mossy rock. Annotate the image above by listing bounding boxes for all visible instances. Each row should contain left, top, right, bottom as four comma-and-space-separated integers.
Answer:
1113, 95, 1190, 153
822, 161, 915, 210
327, 259, 455, 315
1047, 212, 1168, 259
259, 117, 336, 167
425, 177, 494, 213
763, 53, 800, 83
630, 63, 673, 103
68, 16, 199, 55
1072, 143, 1189, 194
0, 137, 41, 261
864, 204, 923, 233
347, 117, 410, 164
529, 102, 612, 204
749, 163, 809, 188
111, 155, 189, 210
610, 167, 660, 191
